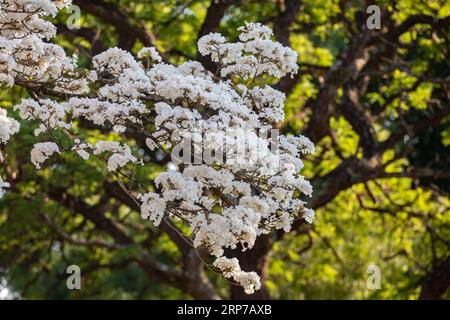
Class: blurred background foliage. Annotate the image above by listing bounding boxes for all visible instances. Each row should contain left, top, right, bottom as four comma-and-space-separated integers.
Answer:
0, 0, 449, 299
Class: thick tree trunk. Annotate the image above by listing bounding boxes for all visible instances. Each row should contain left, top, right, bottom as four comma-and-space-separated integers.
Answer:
184, 249, 221, 300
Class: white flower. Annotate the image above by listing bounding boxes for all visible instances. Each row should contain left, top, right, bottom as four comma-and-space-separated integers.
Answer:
0, 176, 10, 198
76, 150, 90, 160
197, 33, 226, 62
213, 257, 261, 294
14, 98, 70, 136
137, 47, 162, 63
71, 140, 92, 160
234, 271, 261, 294
238, 22, 273, 42
31, 142, 60, 169
93, 47, 141, 75
145, 138, 158, 151
246, 86, 286, 122
303, 208, 315, 224
139, 192, 167, 226
93, 141, 137, 172
213, 257, 241, 277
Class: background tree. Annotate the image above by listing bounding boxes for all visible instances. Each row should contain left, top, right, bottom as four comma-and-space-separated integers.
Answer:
0, 0, 449, 300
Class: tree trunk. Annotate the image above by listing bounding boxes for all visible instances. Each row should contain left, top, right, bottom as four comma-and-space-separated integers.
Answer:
184, 249, 221, 300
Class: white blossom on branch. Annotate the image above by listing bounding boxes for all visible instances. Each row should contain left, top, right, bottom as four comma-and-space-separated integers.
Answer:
0, 0, 315, 294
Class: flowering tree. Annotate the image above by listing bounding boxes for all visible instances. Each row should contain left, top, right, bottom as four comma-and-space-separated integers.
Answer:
0, 0, 316, 296
1, 0, 449, 300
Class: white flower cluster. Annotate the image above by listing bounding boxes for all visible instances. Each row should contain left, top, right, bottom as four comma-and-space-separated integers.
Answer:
0, 108, 20, 143
198, 22, 298, 79
0, 107, 20, 198
245, 86, 286, 122
137, 25, 313, 293
30, 141, 59, 169
137, 47, 162, 63
71, 138, 91, 160
1, 1, 315, 294
139, 192, 166, 226
93, 141, 137, 172
0, 0, 93, 91
14, 98, 71, 136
